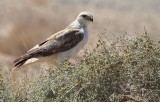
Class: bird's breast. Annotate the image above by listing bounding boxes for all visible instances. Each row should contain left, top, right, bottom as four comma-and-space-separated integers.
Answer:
80, 27, 88, 46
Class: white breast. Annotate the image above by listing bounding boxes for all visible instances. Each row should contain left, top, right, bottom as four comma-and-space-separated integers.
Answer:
81, 26, 88, 46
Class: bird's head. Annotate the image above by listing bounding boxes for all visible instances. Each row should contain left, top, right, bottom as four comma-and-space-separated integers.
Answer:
76, 11, 93, 26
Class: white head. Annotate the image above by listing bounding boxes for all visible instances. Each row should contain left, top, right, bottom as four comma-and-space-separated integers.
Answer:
76, 11, 93, 26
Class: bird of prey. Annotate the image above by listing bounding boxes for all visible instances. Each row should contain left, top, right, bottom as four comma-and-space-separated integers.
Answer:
13, 11, 93, 70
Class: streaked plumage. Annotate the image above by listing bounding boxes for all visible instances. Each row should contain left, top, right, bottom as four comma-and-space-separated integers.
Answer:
13, 11, 93, 70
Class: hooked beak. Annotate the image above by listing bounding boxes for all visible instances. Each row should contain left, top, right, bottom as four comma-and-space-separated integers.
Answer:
89, 17, 93, 22
87, 16, 93, 22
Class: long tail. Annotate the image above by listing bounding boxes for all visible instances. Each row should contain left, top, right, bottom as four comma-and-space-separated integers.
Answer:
13, 54, 39, 71
14, 55, 29, 68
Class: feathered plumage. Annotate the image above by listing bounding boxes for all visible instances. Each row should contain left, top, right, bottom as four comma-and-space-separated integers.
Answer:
13, 11, 93, 70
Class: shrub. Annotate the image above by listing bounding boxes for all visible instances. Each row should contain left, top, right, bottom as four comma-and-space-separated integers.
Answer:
0, 32, 160, 101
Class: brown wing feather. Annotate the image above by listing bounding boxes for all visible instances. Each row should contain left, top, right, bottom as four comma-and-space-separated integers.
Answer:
27, 29, 83, 56
13, 28, 83, 68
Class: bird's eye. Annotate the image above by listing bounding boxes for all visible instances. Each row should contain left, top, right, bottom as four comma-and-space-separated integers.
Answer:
82, 15, 87, 18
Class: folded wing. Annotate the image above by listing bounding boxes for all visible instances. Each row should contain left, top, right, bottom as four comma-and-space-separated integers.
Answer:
14, 28, 84, 68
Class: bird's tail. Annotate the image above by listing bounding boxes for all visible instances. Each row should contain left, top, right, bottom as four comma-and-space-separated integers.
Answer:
13, 54, 39, 71
14, 57, 28, 68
